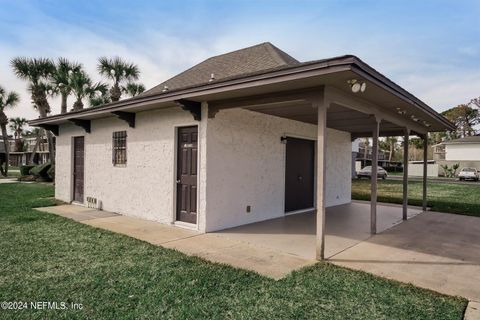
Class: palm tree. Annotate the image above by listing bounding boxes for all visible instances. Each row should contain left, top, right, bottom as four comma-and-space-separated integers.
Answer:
9, 117, 27, 153
97, 57, 140, 102
50, 58, 82, 114
0, 86, 20, 177
23, 128, 43, 165
11, 57, 56, 165
9, 117, 27, 140
89, 94, 111, 107
69, 70, 108, 111
11, 57, 55, 117
122, 82, 146, 97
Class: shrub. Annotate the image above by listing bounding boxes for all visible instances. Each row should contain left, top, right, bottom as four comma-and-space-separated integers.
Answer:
47, 164, 55, 181
19, 165, 35, 176
440, 163, 460, 178
30, 162, 51, 179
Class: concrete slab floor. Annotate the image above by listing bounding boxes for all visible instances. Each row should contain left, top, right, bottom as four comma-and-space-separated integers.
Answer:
35, 205, 315, 279
465, 301, 480, 320
330, 211, 480, 301
215, 201, 422, 260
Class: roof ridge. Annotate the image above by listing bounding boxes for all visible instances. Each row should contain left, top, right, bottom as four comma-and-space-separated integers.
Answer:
262, 42, 299, 65
203, 42, 272, 62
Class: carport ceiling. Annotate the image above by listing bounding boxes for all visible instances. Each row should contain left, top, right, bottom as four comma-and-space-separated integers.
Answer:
244, 103, 405, 137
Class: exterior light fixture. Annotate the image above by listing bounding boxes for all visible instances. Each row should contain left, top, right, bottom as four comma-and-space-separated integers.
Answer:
396, 107, 406, 115
410, 115, 419, 122
347, 79, 366, 93
360, 82, 367, 92
162, 85, 169, 92
209, 73, 215, 82
423, 121, 431, 127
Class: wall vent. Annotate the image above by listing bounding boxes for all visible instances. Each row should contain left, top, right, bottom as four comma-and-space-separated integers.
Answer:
86, 197, 102, 210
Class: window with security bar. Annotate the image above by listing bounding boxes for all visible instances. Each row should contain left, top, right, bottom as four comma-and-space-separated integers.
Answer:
112, 131, 127, 166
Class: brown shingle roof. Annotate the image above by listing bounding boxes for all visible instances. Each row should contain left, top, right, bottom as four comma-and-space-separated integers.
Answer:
139, 42, 300, 97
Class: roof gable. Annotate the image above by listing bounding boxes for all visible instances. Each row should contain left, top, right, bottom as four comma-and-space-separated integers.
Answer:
140, 42, 299, 97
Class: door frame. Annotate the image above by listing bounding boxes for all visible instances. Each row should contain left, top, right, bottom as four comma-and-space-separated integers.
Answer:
71, 136, 85, 204
282, 133, 317, 215
172, 124, 200, 229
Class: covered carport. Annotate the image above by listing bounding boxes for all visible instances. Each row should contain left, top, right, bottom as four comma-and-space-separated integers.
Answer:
205, 57, 454, 260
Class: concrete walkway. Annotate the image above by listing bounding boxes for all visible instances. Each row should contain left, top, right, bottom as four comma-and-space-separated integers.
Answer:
36, 205, 315, 279
330, 211, 480, 301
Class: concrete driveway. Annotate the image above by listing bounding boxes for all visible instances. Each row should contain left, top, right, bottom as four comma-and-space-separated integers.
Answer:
330, 211, 480, 301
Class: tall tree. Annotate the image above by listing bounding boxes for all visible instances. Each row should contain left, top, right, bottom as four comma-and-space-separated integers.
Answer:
97, 57, 140, 102
11, 57, 56, 164
385, 137, 398, 162
9, 117, 27, 140
0, 86, 20, 176
69, 70, 108, 111
23, 128, 43, 165
122, 82, 146, 97
441, 104, 479, 138
50, 58, 82, 114
470, 97, 480, 109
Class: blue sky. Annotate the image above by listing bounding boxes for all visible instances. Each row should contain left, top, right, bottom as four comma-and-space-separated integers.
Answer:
1, 0, 479, 120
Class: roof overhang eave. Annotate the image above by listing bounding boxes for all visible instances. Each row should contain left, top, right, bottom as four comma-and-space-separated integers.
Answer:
29, 56, 455, 132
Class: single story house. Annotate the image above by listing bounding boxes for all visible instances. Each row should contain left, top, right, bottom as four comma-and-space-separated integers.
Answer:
433, 135, 480, 174
30, 42, 454, 259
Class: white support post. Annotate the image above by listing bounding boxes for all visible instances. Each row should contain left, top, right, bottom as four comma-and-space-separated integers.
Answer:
422, 134, 428, 211
315, 95, 328, 260
402, 129, 409, 220
371, 118, 380, 235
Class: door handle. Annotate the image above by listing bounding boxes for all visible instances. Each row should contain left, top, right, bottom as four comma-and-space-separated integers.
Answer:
176, 179, 181, 184
297, 175, 303, 181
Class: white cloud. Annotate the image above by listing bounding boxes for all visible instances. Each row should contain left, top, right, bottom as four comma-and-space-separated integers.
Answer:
2, 1, 479, 135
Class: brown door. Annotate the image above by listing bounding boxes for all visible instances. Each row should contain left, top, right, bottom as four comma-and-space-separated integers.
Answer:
285, 137, 314, 212
176, 126, 198, 223
73, 136, 85, 203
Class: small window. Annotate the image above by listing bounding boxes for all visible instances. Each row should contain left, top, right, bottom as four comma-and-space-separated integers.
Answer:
112, 131, 127, 166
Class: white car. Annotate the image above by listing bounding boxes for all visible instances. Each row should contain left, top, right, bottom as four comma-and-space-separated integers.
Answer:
357, 166, 388, 179
458, 167, 479, 181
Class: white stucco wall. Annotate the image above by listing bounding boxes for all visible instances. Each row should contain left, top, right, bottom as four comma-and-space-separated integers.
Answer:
446, 144, 480, 161
55, 107, 207, 230
55, 106, 351, 233
204, 108, 352, 232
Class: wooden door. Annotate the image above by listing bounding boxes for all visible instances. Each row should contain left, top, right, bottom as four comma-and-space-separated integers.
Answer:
176, 126, 198, 223
73, 136, 85, 203
285, 137, 314, 212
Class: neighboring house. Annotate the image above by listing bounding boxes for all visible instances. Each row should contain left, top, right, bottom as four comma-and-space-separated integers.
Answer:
0, 136, 50, 166
354, 140, 402, 172
30, 42, 453, 259
433, 135, 480, 175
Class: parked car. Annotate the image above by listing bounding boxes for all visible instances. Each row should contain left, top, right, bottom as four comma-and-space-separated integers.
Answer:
357, 166, 388, 179
458, 167, 479, 181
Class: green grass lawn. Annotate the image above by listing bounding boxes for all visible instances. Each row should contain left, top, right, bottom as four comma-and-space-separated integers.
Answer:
352, 179, 480, 217
0, 183, 467, 319
0, 170, 20, 179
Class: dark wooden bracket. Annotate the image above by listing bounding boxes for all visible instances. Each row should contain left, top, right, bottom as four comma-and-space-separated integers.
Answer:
69, 119, 91, 133
175, 99, 202, 121
112, 111, 135, 128
208, 106, 220, 119
38, 124, 59, 136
